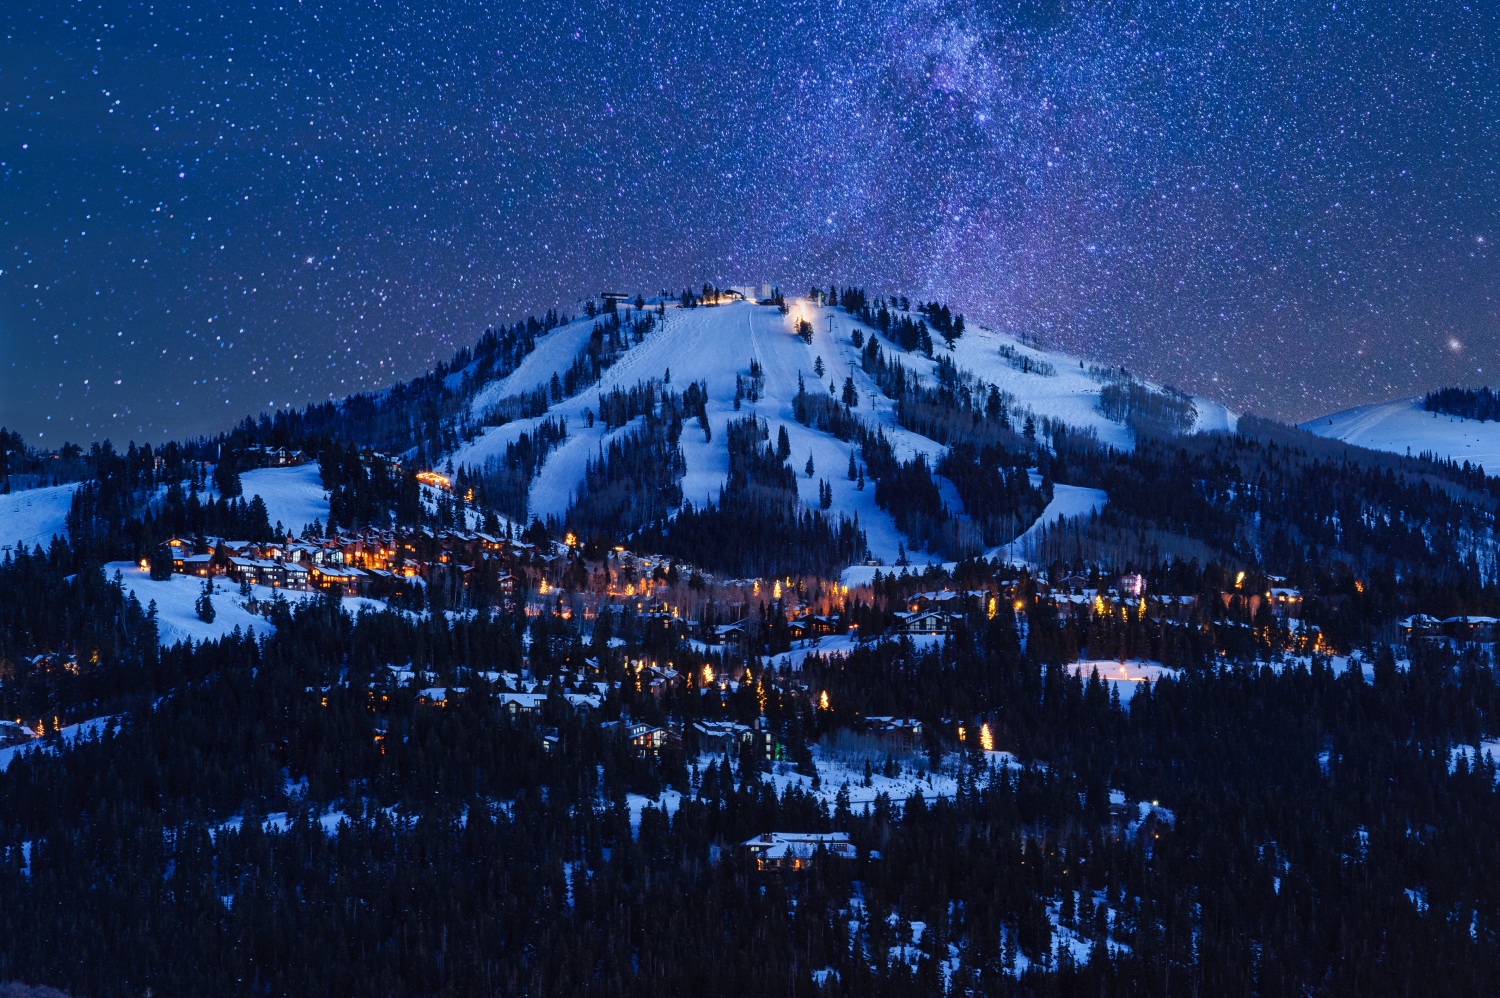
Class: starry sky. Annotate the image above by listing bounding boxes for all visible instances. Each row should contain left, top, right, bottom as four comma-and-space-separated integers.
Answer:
2, 0, 1497, 445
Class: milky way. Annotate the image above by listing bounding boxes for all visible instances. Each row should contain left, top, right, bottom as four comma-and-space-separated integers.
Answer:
2, 0, 1496, 444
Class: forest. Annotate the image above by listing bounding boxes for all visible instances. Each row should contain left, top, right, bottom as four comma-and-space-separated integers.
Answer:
4, 292, 1500, 995
4, 528, 1500, 995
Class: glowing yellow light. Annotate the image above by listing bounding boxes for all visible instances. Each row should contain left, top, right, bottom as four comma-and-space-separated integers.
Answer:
979, 723, 994, 753
819, 690, 829, 710
987, 595, 996, 619
773, 579, 782, 599
538, 579, 550, 594
1235, 571, 1246, 589
565, 532, 577, 547
702, 664, 714, 685
957, 725, 966, 742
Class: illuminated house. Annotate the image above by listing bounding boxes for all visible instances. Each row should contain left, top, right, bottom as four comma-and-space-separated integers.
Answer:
741, 832, 855, 872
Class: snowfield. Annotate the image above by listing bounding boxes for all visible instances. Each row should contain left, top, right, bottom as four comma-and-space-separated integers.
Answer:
105, 561, 390, 647
239, 464, 330, 535
1300, 396, 1500, 471
0, 482, 80, 551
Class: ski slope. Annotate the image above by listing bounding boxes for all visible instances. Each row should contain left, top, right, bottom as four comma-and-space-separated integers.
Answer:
240, 464, 330, 536
988, 482, 1108, 564
0, 482, 79, 551
468, 315, 599, 418
1300, 396, 1500, 471
448, 298, 1232, 564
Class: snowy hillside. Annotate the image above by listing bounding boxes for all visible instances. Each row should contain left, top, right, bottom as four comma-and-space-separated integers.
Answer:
239, 464, 330, 535
1300, 396, 1500, 471
0, 482, 79, 551
449, 298, 1233, 565
106, 561, 389, 647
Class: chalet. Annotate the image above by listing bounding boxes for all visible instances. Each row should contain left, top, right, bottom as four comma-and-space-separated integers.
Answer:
165, 538, 193, 571
1399, 614, 1442, 642
638, 664, 679, 698
865, 716, 923, 751
227, 557, 284, 587
1269, 587, 1303, 613
181, 553, 214, 577
896, 611, 954, 636
311, 564, 367, 597
906, 590, 962, 614
1444, 616, 1499, 643
741, 832, 856, 872
713, 621, 753, 653
418, 687, 466, 707
624, 722, 674, 758
498, 693, 547, 717
0, 720, 35, 749
693, 720, 755, 756
358, 449, 404, 479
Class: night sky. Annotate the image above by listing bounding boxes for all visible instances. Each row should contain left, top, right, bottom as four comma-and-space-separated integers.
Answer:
2, 1, 1496, 445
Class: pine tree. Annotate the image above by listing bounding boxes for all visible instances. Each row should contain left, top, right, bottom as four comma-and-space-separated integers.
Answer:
195, 580, 216, 623
842, 377, 859, 408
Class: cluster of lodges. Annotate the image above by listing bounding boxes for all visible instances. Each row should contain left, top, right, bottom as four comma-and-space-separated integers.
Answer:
1400, 614, 1499, 645
162, 525, 525, 598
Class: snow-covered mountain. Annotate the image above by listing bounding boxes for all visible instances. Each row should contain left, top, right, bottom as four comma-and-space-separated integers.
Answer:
448, 296, 1235, 565
0, 294, 1240, 570
1300, 396, 1500, 471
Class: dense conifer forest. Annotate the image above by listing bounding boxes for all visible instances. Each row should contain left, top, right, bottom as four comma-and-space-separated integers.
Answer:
5, 291, 1500, 995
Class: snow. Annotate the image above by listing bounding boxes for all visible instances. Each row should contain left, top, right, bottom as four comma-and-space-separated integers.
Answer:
989, 481, 1108, 563
625, 789, 683, 833
1064, 660, 1179, 702
453, 300, 914, 558
213, 808, 350, 839
925, 319, 1236, 448
1450, 739, 1500, 781
105, 560, 389, 646
239, 464, 329, 535
447, 298, 1228, 565
0, 715, 116, 772
1300, 396, 1500, 471
765, 633, 864, 670
0, 482, 79, 551
468, 315, 599, 418
749, 744, 1000, 816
